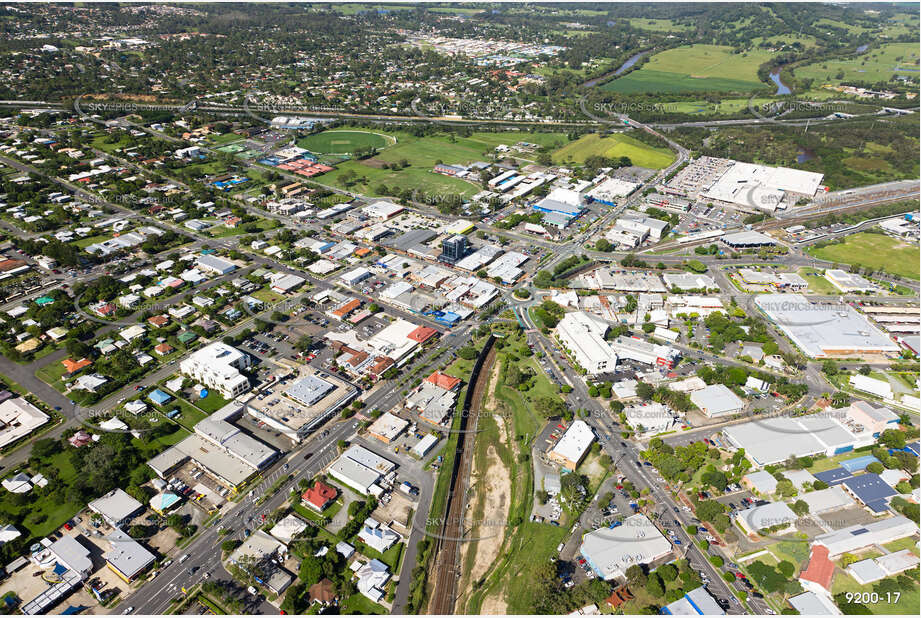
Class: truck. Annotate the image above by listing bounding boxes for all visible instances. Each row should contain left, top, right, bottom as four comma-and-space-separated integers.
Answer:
399, 481, 419, 496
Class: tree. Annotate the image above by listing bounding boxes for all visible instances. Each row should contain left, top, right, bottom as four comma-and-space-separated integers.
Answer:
221, 539, 242, 553
791, 500, 809, 516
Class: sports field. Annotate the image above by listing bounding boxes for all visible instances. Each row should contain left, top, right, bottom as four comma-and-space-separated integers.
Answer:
297, 130, 392, 154
795, 42, 919, 85
600, 44, 774, 94
551, 133, 674, 169
806, 232, 920, 280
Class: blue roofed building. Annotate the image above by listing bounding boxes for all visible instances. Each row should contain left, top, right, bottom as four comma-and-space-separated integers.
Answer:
814, 467, 852, 486
148, 389, 172, 405
841, 474, 897, 513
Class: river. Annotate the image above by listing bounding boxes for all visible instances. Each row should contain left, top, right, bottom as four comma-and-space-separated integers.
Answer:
769, 67, 791, 95
582, 51, 649, 88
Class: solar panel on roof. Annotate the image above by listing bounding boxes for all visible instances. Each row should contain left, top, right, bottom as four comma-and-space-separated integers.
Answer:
850, 528, 869, 535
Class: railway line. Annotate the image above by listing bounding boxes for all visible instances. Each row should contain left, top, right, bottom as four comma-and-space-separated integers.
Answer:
429, 337, 498, 615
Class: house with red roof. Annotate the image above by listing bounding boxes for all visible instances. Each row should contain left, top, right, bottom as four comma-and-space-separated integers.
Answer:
302, 481, 338, 512
425, 371, 461, 392
148, 315, 170, 328
93, 302, 117, 317
799, 545, 835, 593
154, 343, 174, 356
61, 357, 92, 375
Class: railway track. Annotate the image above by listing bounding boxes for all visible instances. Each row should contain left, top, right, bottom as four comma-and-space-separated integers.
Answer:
429, 338, 498, 615
761, 188, 920, 229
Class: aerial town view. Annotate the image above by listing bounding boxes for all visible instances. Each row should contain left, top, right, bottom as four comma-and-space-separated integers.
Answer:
0, 1, 918, 616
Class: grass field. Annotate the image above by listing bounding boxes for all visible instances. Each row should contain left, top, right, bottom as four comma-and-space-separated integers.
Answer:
797, 267, 841, 294
296, 130, 393, 154
663, 97, 776, 115
600, 44, 775, 94
627, 17, 693, 32
795, 42, 920, 85
314, 127, 570, 197
831, 570, 920, 615
806, 232, 920, 280
552, 132, 674, 168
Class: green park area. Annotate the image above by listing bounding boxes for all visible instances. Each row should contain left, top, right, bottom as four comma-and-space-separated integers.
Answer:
600, 45, 775, 94
795, 42, 919, 86
552, 132, 674, 169
806, 232, 920, 280
308, 127, 569, 198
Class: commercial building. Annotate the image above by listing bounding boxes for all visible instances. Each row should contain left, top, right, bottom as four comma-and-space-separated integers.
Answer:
104, 528, 156, 582
439, 235, 469, 265
690, 384, 745, 418
624, 402, 677, 434
737, 269, 808, 290
196, 253, 237, 275
556, 311, 618, 375
848, 375, 893, 400
610, 335, 680, 368
661, 586, 725, 615
755, 294, 899, 358
147, 403, 278, 490
180, 342, 251, 398
698, 160, 823, 213
662, 273, 717, 291
788, 592, 841, 616
0, 397, 49, 449
367, 412, 409, 444
579, 514, 672, 580
548, 420, 595, 471
88, 488, 144, 527
228, 530, 293, 596
721, 231, 776, 248
340, 267, 373, 287
800, 486, 855, 515
362, 201, 404, 220
721, 413, 874, 467
270, 273, 306, 294
814, 515, 916, 557
848, 550, 919, 584
840, 474, 897, 513
532, 188, 586, 221
824, 269, 875, 293
248, 370, 357, 442
735, 502, 797, 535
327, 445, 396, 496
845, 401, 899, 436
587, 177, 640, 206
742, 470, 778, 495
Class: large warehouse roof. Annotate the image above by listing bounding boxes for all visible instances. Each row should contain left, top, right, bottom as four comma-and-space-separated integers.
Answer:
755, 294, 899, 358
722, 414, 860, 466
580, 514, 672, 580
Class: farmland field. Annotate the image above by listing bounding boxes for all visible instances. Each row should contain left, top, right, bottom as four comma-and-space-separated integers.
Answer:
600, 44, 775, 94
806, 232, 920, 280
794, 42, 920, 85
551, 132, 674, 169
297, 129, 393, 154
